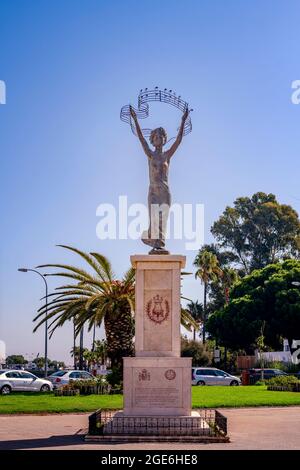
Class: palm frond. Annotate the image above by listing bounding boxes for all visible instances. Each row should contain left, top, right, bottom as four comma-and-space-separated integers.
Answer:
57, 245, 109, 280
90, 252, 114, 281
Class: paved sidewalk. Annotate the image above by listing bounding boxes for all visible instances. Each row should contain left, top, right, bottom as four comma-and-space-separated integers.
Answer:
0, 407, 299, 450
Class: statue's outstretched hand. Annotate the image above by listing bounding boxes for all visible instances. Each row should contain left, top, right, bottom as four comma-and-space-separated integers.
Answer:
130, 106, 137, 120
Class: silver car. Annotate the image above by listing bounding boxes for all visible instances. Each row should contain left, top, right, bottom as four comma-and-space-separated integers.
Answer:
0, 370, 53, 394
192, 367, 241, 386
47, 370, 96, 389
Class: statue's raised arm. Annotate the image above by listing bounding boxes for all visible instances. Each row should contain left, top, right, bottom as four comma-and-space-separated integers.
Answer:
130, 106, 151, 158
165, 108, 189, 160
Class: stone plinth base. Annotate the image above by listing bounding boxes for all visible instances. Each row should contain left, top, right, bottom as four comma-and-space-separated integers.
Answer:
101, 410, 210, 435
123, 357, 192, 416
86, 408, 230, 443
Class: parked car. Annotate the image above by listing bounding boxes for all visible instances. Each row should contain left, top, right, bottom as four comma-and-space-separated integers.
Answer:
25, 369, 49, 378
47, 370, 96, 389
0, 370, 53, 395
248, 368, 288, 383
192, 367, 241, 386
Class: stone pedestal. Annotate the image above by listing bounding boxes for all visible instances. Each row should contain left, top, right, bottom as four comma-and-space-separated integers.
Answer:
131, 255, 185, 357
123, 255, 192, 417
123, 357, 191, 416
86, 254, 229, 442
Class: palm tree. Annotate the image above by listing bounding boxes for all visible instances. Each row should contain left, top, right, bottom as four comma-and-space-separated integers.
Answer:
222, 267, 239, 304
34, 245, 198, 368
70, 345, 88, 369
34, 245, 135, 369
83, 349, 95, 371
93, 339, 107, 365
185, 301, 204, 341
79, 326, 84, 369
72, 319, 76, 369
193, 250, 223, 343
92, 324, 96, 351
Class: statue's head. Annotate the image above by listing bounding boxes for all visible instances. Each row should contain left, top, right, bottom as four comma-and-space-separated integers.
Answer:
150, 127, 167, 149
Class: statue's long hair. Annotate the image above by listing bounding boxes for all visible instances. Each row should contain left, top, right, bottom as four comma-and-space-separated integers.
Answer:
150, 127, 167, 146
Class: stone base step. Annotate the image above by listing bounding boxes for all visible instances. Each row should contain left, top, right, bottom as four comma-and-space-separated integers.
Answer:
85, 434, 230, 443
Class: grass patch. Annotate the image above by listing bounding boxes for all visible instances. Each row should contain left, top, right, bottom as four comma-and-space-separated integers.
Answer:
0, 393, 123, 414
1, 386, 300, 414
191, 385, 300, 408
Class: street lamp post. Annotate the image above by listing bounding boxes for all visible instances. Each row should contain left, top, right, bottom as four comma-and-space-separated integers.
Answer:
18, 268, 49, 378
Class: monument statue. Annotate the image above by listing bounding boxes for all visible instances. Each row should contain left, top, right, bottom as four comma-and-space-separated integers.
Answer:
121, 88, 192, 254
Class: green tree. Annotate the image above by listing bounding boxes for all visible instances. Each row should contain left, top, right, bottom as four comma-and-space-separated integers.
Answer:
211, 192, 300, 273
34, 245, 135, 369
181, 337, 211, 366
70, 345, 89, 369
93, 339, 107, 365
197, 244, 239, 313
221, 267, 240, 305
33, 357, 47, 369
6, 355, 27, 366
185, 301, 203, 341
207, 259, 300, 352
193, 250, 223, 343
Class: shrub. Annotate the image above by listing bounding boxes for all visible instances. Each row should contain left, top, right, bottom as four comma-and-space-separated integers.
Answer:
106, 367, 123, 390
255, 380, 267, 386
181, 337, 211, 366
69, 378, 110, 395
69, 379, 96, 389
267, 375, 300, 387
54, 384, 80, 396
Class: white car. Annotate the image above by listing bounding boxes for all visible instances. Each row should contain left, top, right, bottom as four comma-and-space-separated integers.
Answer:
48, 370, 96, 389
0, 370, 53, 394
192, 367, 241, 386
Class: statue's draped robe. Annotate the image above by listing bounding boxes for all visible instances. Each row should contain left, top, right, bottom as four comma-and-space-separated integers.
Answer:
142, 151, 171, 249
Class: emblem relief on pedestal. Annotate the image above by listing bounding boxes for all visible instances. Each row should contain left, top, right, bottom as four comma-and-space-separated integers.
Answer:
138, 369, 151, 381
146, 294, 170, 324
164, 369, 176, 380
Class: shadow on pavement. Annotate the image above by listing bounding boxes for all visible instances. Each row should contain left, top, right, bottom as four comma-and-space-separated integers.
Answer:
0, 434, 87, 450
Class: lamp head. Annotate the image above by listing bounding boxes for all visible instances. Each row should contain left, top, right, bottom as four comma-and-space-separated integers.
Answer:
18, 268, 28, 272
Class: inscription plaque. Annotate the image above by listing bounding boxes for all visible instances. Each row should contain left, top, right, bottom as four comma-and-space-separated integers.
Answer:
134, 387, 180, 408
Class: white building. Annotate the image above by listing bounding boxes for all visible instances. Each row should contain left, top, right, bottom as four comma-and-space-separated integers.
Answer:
256, 339, 292, 363
0, 340, 6, 368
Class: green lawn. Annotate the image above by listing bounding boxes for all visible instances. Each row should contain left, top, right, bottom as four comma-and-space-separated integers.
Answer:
192, 385, 300, 408
0, 386, 300, 414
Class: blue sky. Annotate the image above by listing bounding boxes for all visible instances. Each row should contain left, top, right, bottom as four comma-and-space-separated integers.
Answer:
0, 0, 299, 363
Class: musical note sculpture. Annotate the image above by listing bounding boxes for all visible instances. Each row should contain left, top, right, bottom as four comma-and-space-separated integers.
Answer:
120, 87, 192, 139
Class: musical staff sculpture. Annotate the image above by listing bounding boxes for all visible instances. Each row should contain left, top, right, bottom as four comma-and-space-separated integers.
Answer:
120, 87, 192, 138
121, 88, 192, 254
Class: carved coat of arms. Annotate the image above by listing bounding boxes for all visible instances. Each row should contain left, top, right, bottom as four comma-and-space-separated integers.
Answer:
138, 369, 151, 381
146, 294, 169, 324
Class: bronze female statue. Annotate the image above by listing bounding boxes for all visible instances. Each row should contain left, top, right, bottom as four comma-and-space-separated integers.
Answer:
130, 106, 189, 254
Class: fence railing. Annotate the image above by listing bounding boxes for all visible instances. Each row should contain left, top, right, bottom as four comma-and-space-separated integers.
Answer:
88, 409, 227, 438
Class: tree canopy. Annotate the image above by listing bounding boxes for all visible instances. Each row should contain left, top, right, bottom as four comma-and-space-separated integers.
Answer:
181, 337, 211, 366
6, 355, 27, 365
211, 192, 300, 273
207, 259, 300, 352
